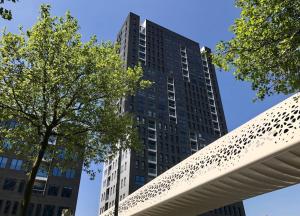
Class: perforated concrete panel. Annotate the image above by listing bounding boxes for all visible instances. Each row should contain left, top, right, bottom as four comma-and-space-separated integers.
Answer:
101, 93, 300, 216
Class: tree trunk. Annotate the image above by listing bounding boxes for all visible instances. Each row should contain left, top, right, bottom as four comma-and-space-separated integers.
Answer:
20, 135, 49, 216
114, 149, 122, 216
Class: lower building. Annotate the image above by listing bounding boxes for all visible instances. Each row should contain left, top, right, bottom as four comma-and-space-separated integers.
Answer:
0, 152, 82, 216
200, 203, 246, 216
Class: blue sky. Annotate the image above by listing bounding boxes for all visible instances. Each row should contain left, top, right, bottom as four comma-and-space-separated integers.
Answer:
1, 1, 299, 216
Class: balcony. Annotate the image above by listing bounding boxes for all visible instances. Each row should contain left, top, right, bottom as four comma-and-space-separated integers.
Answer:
191, 141, 197, 151
139, 45, 146, 52
182, 69, 189, 76
167, 85, 174, 92
148, 142, 157, 151
167, 78, 174, 84
148, 121, 156, 130
168, 93, 175, 100
181, 57, 187, 63
182, 63, 188, 70
148, 161, 157, 176
148, 132, 156, 140
139, 58, 146, 64
169, 112, 176, 118
169, 116, 177, 123
139, 38, 146, 45
36, 162, 49, 181
139, 26, 146, 34
148, 168, 157, 176
139, 52, 146, 59
205, 78, 211, 85
139, 32, 146, 38
32, 180, 46, 195
42, 152, 52, 162
148, 156, 156, 163
148, 153, 156, 163
210, 106, 216, 113
168, 101, 175, 108
191, 149, 197, 154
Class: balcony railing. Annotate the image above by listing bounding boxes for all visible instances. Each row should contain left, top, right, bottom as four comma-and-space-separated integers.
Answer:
148, 155, 156, 163
148, 168, 157, 175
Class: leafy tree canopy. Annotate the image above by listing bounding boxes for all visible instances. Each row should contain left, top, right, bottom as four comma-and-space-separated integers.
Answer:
0, 4, 149, 215
0, 3, 149, 172
213, 0, 300, 99
0, 0, 18, 20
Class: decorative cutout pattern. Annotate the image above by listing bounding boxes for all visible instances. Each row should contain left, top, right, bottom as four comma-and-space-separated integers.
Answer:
101, 94, 300, 216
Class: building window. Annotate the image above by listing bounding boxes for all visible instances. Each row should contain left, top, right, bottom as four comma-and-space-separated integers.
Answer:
12, 201, 18, 215
35, 204, 42, 216
61, 187, 72, 198
58, 148, 66, 159
52, 167, 61, 176
141, 161, 145, 170
37, 164, 49, 178
4, 200, 11, 214
65, 169, 75, 179
3, 138, 12, 149
135, 160, 139, 169
57, 207, 69, 216
3, 178, 17, 191
224, 206, 228, 215
159, 165, 163, 172
238, 207, 242, 216
18, 180, 25, 193
32, 180, 46, 194
10, 159, 23, 170
135, 176, 145, 186
43, 205, 55, 216
0, 200, 3, 213
159, 153, 163, 162
47, 185, 59, 196
0, 156, 8, 168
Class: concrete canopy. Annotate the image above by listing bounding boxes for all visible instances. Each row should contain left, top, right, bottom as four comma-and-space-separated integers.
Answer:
101, 93, 300, 216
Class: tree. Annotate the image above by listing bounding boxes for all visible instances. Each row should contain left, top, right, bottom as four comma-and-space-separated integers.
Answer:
0, 5, 149, 216
0, 0, 18, 20
213, 0, 300, 99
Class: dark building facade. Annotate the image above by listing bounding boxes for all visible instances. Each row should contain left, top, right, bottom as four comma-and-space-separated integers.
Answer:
0, 143, 82, 215
99, 13, 246, 216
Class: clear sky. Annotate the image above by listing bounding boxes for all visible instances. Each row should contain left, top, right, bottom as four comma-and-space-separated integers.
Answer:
1, 1, 299, 216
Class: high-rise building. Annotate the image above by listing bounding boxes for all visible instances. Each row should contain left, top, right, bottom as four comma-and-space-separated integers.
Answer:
0, 135, 82, 215
99, 13, 246, 216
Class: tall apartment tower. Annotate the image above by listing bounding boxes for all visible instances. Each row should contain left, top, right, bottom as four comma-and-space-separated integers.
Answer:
99, 13, 246, 216
0, 134, 82, 215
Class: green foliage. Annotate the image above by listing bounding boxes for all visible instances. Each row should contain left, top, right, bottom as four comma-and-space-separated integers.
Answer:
0, 4, 149, 174
0, 0, 18, 20
213, 0, 300, 99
